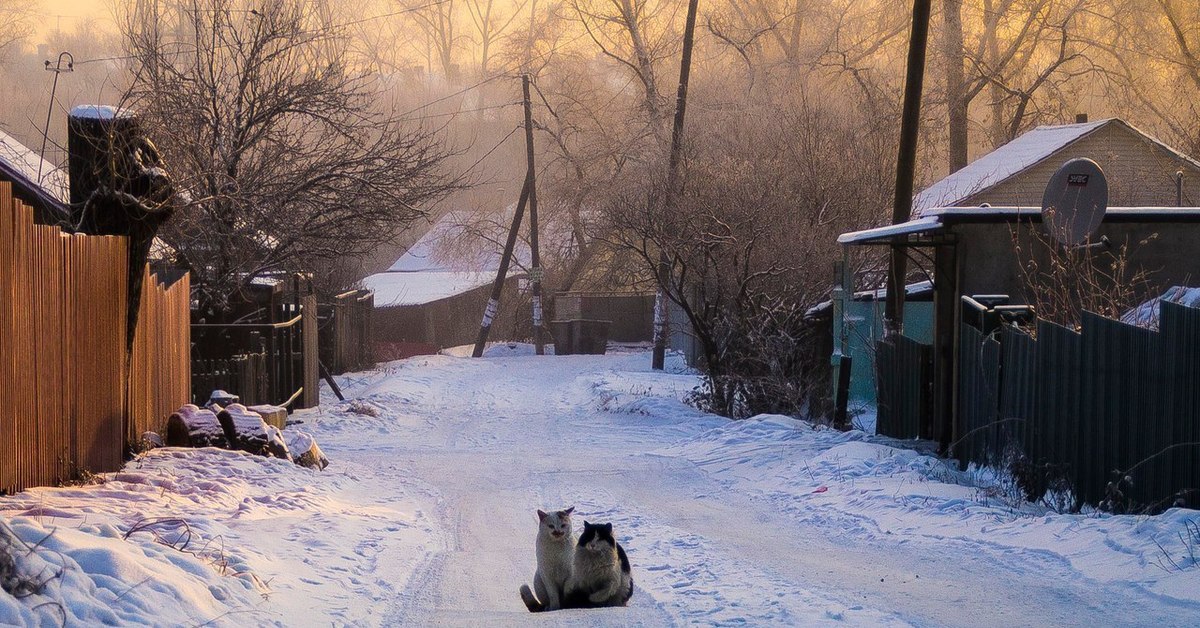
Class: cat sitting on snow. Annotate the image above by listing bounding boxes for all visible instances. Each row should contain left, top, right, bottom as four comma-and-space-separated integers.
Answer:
519, 507, 576, 611
520, 510, 634, 612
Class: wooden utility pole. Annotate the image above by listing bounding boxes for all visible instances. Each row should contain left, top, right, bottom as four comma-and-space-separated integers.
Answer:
523, 74, 546, 355
652, 0, 700, 371
472, 180, 530, 357
884, 0, 933, 337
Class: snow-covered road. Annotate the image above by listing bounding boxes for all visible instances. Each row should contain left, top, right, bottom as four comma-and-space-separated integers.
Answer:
4, 347, 1199, 626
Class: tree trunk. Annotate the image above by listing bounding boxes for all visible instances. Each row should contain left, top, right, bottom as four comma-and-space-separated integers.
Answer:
943, 0, 968, 172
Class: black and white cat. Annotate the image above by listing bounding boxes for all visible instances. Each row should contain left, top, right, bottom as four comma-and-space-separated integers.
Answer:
519, 506, 576, 612
562, 521, 634, 608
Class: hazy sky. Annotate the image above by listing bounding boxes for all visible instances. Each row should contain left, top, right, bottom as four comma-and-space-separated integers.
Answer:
31, 1, 116, 40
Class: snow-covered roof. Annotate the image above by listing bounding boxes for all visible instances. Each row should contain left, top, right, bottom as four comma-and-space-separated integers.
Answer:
0, 128, 69, 203
837, 217, 943, 244
368, 208, 535, 307
387, 210, 530, 273
913, 119, 1114, 212
364, 270, 522, 307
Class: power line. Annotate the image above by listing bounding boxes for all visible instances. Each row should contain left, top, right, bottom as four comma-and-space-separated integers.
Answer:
462, 125, 521, 176
399, 101, 521, 123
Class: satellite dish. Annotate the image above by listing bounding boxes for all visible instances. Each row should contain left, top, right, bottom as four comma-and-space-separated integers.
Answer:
1041, 158, 1108, 246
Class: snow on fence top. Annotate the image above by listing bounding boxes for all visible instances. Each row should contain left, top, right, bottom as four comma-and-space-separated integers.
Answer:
69, 104, 133, 120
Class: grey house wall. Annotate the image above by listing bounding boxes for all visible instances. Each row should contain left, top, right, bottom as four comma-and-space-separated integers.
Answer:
952, 220, 1200, 301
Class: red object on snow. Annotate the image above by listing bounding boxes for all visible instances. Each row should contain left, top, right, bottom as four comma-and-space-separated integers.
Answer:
812, 486, 828, 494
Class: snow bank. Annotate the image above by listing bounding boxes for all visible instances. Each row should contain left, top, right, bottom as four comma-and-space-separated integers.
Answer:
663, 412, 1200, 607
0, 442, 424, 626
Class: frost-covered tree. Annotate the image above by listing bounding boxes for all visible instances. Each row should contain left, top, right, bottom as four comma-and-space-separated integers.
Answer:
121, 0, 461, 316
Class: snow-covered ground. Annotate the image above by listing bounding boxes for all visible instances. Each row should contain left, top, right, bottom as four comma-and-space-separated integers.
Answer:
3, 346, 1199, 626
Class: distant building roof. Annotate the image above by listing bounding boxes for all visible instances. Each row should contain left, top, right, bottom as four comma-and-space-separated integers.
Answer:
364, 270, 515, 307
367, 210, 530, 307
386, 210, 530, 273
912, 118, 1200, 213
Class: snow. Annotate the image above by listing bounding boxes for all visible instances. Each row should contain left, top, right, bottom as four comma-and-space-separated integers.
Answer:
363, 270, 508, 307
836, 217, 942, 244
3, 349, 1199, 626
385, 210, 530, 273
366, 210, 533, 307
0, 129, 69, 202
68, 105, 132, 121
913, 119, 1109, 212
1122, 286, 1200, 329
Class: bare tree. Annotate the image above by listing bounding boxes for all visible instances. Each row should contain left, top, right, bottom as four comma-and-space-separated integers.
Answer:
122, 0, 461, 316
0, 0, 33, 61
465, 0, 530, 76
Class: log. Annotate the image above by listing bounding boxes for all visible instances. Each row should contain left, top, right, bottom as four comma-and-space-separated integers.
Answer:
165, 405, 228, 448
217, 404, 291, 460
284, 431, 329, 470
248, 404, 287, 430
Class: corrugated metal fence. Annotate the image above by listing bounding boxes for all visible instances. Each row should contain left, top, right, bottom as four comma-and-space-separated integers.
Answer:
875, 334, 932, 440
0, 182, 190, 493
958, 302, 1200, 511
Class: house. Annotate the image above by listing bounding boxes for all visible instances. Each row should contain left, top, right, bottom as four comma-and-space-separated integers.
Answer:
913, 117, 1200, 210
364, 211, 530, 356
835, 117, 1200, 443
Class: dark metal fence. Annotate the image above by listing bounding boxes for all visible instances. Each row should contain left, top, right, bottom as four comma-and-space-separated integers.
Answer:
957, 299, 1200, 511
875, 334, 932, 439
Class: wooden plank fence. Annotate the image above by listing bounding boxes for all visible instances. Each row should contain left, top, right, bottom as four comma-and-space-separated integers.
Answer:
129, 266, 192, 444
0, 182, 190, 493
320, 289, 374, 375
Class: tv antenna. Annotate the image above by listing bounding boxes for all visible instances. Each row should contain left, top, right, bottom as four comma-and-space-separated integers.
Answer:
1041, 158, 1108, 246
37, 51, 74, 185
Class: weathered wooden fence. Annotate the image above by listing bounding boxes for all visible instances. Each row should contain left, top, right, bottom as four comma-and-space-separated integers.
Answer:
191, 353, 269, 406
191, 295, 319, 410
320, 289, 374, 375
957, 301, 1200, 511
0, 182, 191, 493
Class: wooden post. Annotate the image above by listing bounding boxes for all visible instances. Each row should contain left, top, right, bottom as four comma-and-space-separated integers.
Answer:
933, 243, 958, 450
652, 0, 700, 371
472, 180, 530, 357
522, 75, 546, 355
884, 0, 933, 338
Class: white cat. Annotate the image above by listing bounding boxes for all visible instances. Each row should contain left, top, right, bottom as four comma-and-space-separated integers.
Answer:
518, 506, 575, 612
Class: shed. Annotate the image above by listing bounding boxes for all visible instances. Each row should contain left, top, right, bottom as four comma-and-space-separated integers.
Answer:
835, 117, 1200, 445
364, 211, 529, 357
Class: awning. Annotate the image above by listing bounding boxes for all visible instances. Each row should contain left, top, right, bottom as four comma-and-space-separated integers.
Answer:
836, 216, 943, 245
